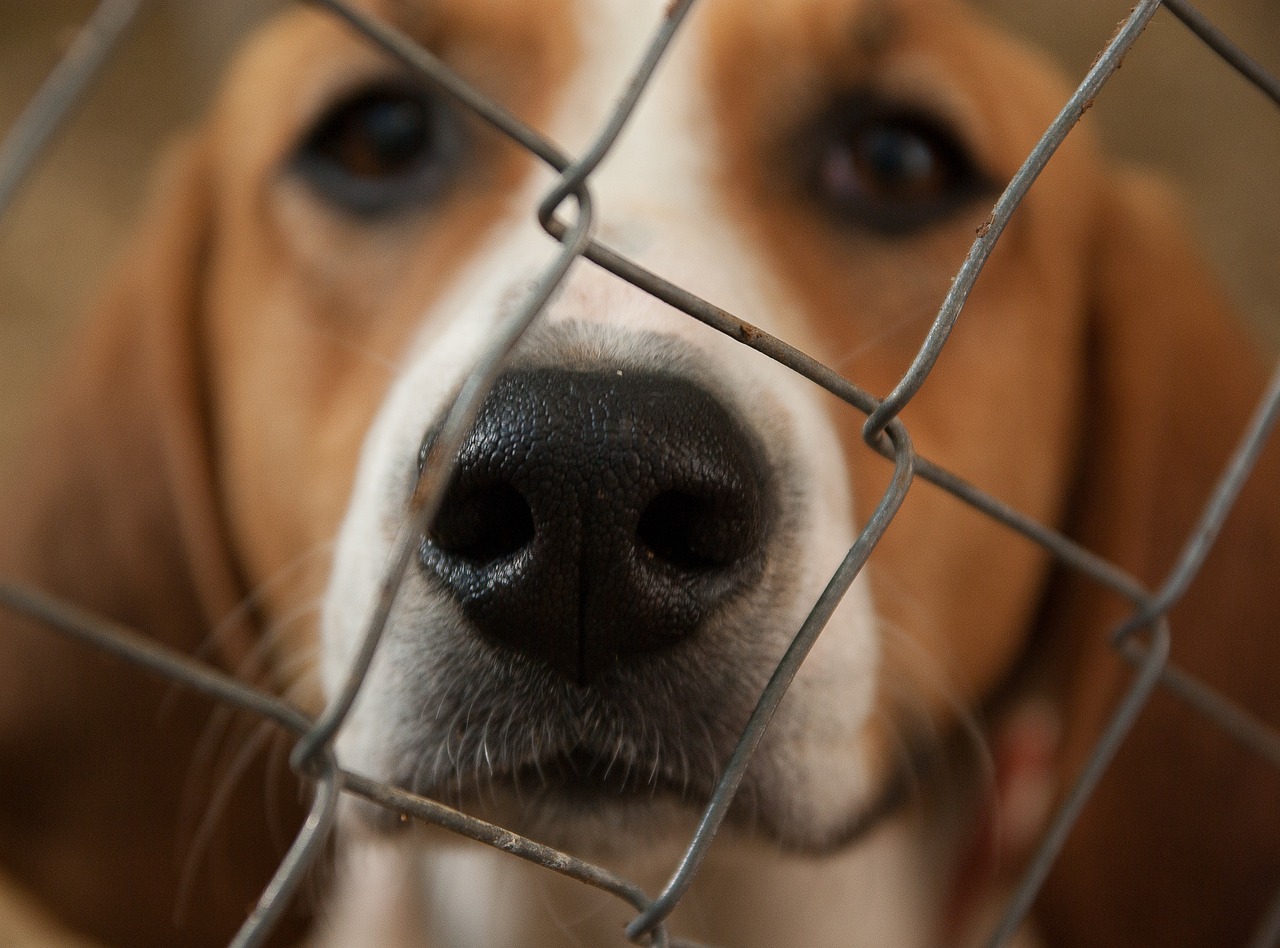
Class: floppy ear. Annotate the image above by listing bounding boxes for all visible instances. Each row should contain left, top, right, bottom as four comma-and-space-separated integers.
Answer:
0, 140, 306, 947
1030, 173, 1280, 946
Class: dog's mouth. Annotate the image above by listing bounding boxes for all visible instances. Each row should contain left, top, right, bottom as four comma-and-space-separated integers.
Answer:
361, 692, 910, 857
470, 745, 695, 803
357, 644, 748, 845
344, 344, 833, 845
349, 736, 717, 849
405, 729, 715, 815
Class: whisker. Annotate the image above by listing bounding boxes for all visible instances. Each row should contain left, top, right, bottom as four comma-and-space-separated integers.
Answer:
178, 701, 239, 844
174, 717, 279, 924
178, 599, 324, 847
827, 304, 932, 375
192, 538, 336, 675
261, 719, 300, 862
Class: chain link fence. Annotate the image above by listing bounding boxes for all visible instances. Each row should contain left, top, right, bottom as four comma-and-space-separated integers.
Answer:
1, 0, 1279, 945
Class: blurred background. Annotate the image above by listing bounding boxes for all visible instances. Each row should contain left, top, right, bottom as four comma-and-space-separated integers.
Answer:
1, 0, 1278, 470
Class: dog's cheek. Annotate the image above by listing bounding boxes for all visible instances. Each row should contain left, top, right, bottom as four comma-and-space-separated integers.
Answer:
319, 301, 520, 776
321, 442, 406, 698
748, 574, 883, 844
318, 286, 494, 665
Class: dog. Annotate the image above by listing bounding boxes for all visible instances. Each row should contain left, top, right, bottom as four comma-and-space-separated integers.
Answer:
1, 0, 1278, 945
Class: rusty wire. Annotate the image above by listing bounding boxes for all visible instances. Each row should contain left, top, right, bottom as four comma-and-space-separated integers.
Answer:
0, 0, 1278, 946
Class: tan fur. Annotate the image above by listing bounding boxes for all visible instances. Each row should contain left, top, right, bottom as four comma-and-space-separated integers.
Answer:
0, 3, 578, 944
702, 0, 1097, 745
198, 5, 576, 684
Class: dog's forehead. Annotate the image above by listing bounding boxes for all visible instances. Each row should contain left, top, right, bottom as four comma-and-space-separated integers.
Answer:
229, 0, 966, 120
383, 0, 908, 44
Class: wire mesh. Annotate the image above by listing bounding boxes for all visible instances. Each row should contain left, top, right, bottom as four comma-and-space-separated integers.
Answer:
0, 0, 1278, 946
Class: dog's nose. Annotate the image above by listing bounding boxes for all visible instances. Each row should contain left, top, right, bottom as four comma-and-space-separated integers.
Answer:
420, 368, 769, 684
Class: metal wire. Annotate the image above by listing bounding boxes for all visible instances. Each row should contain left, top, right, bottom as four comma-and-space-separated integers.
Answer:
630, 417, 917, 939
862, 0, 1164, 439
1115, 360, 1280, 642
1, 0, 1279, 946
1248, 884, 1280, 948
289, 0, 698, 778
985, 622, 1174, 947
0, 0, 147, 221
1164, 0, 1280, 106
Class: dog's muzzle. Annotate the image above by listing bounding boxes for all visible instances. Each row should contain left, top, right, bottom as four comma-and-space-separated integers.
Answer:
333, 340, 870, 848
419, 367, 772, 685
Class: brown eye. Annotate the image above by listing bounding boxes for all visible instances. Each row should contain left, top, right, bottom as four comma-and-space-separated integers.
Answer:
808, 99, 990, 235
293, 83, 464, 217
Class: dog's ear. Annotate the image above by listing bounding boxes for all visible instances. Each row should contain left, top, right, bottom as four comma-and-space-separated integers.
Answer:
1030, 172, 1280, 945
0, 139, 305, 947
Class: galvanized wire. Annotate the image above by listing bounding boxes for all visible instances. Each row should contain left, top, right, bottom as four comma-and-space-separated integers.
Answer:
630, 417, 917, 939
1115, 360, 1280, 642
1164, 0, 1280, 106
1248, 884, 1280, 948
0, 0, 147, 221
985, 622, 1174, 947
289, 0, 698, 779
1, 0, 1279, 946
863, 0, 1164, 439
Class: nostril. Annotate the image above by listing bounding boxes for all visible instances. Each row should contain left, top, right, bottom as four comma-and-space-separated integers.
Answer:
419, 366, 774, 683
429, 481, 535, 563
637, 489, 759, 571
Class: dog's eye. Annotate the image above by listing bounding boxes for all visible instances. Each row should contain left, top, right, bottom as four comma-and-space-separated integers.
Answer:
292, 83, 462, 216
809, 100, 988, 234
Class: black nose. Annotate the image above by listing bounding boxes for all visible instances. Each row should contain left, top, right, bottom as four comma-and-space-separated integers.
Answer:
419, 368, 769, 684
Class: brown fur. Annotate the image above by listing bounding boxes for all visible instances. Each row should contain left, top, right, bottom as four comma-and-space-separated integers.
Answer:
0, 4, 575, 944
0, 142, 304, 948
702, 0, 1095, 744
1035, 174, 1280, 946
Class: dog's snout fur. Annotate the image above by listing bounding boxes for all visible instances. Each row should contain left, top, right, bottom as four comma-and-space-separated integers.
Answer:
420, 366, 771, 685
326, 319, 872, 855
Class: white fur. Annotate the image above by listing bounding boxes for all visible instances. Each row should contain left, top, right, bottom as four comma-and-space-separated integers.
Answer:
316, 0, 918, 944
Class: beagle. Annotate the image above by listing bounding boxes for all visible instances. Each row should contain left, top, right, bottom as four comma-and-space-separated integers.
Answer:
1, 0, 1277, 946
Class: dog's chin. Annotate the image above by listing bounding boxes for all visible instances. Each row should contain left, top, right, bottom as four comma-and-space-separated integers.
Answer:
341, 761, 702, 858
349, 741, 901, 862
447, 785, 704, 859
